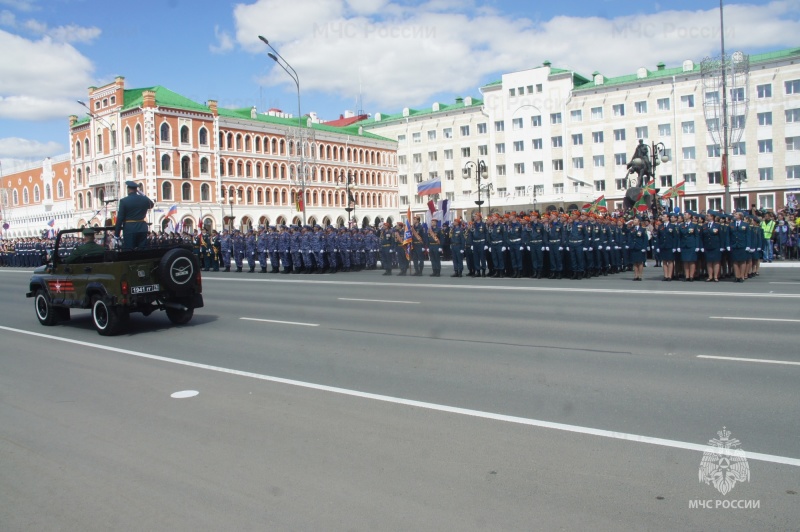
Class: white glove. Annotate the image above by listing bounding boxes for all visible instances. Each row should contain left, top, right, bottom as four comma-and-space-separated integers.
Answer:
656, 248, 660, 253
727, 247, 731, 251
720, 248, 724, 252
460, 250, 464, 255
642, 249, 646, 253
502, 247, 506, 251
672, 249, 676, 253
545, 247, 549, 251
625, 246, 629, 250
589, 247, 593, 251
606, 246, 611, 251
701, 248, 704, 252
484, 246, 489, 250
695, 248, 699, 252
334, 249, 338, 252
582, 247, 587, 252
677, 247, 681, 252
438, 248, 443, 253
520, 246, 524, 251
564, 247, 568, 251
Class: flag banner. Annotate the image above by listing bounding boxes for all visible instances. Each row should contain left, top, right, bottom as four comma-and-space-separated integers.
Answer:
439, 199, 451, 223
427, 200, 436, 214
417, 177, 442, 196
633, 190, 650, 212
583, 195, 608, 213
403, 206, 413, 260
165, 204, 178, 219
642, 180, 656, 195
47, 219, 55, 227
661, 181, 686, 199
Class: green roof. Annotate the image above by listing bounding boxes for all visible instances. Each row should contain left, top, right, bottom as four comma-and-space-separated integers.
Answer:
121, 86, 210, 112
363, 97, 484, 126
574, 46, 800, 92
480, 63, 591, 90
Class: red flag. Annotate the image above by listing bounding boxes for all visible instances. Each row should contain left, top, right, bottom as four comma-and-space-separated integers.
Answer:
427, 200, 436, 214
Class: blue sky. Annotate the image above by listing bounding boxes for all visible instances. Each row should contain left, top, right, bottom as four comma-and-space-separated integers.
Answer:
1, 0, 798, 170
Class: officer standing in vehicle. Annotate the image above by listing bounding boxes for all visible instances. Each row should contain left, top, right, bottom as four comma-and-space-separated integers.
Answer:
114, 181, 153, 250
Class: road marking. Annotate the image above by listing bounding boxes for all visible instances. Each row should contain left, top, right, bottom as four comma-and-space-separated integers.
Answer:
0, 270, 34, 274
171, 390, 199, 399
1, 324, 798, 469
710, 316, 800, 323
697, 355, 800, 367
769, 282, 800, 285
338, 298, 420, 304
240, 317, 319, 327
202, 277, 800, 299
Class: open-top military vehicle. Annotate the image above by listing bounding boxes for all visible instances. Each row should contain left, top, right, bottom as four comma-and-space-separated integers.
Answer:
27, 227, 203, 336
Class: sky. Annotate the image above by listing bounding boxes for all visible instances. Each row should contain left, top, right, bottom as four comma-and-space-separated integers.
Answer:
1, 0, 799, 171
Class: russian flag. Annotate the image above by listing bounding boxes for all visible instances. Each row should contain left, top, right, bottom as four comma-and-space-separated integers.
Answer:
47, 219, 55, 227
166, 204, 178, 219
417, 177, 442, 196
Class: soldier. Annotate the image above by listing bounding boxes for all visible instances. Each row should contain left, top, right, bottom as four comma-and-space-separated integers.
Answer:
629, 217, 649, 281
410, 216, 426, 276
379, 222, 394, 275
312, 225, 325, 273
448, 218, 466, 277
352, 227, 365, 271
194, 230, 205, 270
702, 212, 723, 282
278, 225, 292, 273
257, 225, 269, 273
210, 230, 221, 272
338, 227, 351, 272
567, 212, 587, 280
464, 220, 475, 276
394, 221, 409, 275
220, 229, 232, 272
114, 180, 154, 250
64, 228, 105, 264
546, 212, 564, 279
289, 226, 302, 273
324, 225, 338, 273
232, 230, 245, 272
365, 227, 379, 270
525, 213, 548, 279
656, 213, 677, 281
268, 225, 280, 273
427, 219, 443, 277
506, 212, 524, 278
300, 226, 313, 273
471, 213, 488, 277
678, 211, 701, 282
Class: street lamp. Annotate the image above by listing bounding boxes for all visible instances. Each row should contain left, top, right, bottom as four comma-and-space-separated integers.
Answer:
527, 185, 539, 212
228, 195, 235, 231
336, 171, 358, 228
733, 170, 747, 209
259, 35, 306, 225
462, 159, 488, 217
77, 99, 118, 224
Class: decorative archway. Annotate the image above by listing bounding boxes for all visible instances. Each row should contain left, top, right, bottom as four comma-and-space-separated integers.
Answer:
276, 216, 286, 226
336, 216, 346, 228
181, 216, 195, 234
292, 216, 301, 225
240, 216, 253, 232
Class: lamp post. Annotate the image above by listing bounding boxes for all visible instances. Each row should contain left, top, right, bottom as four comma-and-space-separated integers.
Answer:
228, 196, 235, 231
462, 159, 488, 217
77, 100, 118, 224
733, 170, 747, 209
336, 171, 358, 228
527, 185, 539, 212
259, 35, 306, 225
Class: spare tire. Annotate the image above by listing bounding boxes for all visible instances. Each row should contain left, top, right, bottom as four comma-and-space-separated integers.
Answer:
159, 248, 198, 294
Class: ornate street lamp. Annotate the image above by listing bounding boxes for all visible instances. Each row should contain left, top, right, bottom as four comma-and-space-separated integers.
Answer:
336, 171, 358, 228
462, 159, 488, 217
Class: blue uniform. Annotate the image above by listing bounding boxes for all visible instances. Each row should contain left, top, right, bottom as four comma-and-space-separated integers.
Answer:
379, 227, 394, 274
427, 225, 443, 276
471, 220, 488, 274
257, 229, 269, 272
220, 233, 232, 271
449, 223, 466, 276
568, 220, 587, 277
115, 190, 153, 250
546, 219, 564, 276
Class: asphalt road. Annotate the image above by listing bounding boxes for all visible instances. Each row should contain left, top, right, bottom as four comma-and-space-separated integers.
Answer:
1, 264, 798, 530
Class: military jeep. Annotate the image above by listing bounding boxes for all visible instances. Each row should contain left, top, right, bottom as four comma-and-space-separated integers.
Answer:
27, 227, 203, 336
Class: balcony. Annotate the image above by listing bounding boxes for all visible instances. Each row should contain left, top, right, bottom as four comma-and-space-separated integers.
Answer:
87, 170, 118, 188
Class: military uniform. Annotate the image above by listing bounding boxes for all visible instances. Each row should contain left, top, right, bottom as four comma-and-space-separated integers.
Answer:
427, 222, 443, 277
115, 181, 154, 250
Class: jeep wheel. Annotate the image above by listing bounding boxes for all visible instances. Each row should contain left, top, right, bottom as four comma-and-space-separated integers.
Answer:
92, 296, 122, 336
159, 248, 198, 294
34, 290, 58, 326
166, 306, 194, 325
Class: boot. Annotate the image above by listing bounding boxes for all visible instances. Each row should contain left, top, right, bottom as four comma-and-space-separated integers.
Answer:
548, 272, 555, 279
236, 267, 242, 272
384, 270, 393, 276
481, 270, 487, 277
261, 267, 267, 273
451, 272, 459, 278
224, 266, 230, 272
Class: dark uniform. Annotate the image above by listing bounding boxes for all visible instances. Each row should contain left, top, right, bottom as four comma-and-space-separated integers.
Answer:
115, 181, 153, 250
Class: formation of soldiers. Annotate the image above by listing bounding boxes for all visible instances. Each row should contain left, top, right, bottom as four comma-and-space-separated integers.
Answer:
0, 209, 772, 283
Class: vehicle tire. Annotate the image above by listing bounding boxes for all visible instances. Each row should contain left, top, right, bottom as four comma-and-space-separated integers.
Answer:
159, 248, 198, 294
166, 306, 194, 325
34, 289, 58, 326
92, 296, 122, 336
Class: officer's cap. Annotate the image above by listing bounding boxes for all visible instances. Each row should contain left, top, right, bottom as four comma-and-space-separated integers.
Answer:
125, 180, 138, 189
81, 228, 96, 236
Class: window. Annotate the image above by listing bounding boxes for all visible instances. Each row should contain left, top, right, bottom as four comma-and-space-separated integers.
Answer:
635, 126, 648, 139
135, 124, 142, 144
532, 138, 543, 150
495, 143, 506, 154
136, 155, 143, 173
160, 122, 170, 142
682, 121, 695, 134
182, 182, 192, 201
680, 94, 695, 108
399, 195, 408, 206
428, 151, 438, 161
512, 118, 523, 130
683, 147, 696, 160
785, 79, 800, 94
787, 165, 800, 179
509, 88, 516, 97
657, 97, 670, 111
444, 149, 453, 160
706, 118, 719, 132
613, 104, 625, 117
635, 101, 647, 114
201, 183, 210, 201
414, 173, 423, 183
398, 155, 407, 165
758, 112, 772, 126
553, 183, 564, 194
96, 132, 103, 153
495, 121, 505, 132
180, 125, 190, 144
757, 84, 772, 98
614, 153, 627, 165
708, 197, 722, 211
572, 157, 584, 169
532, 161, 544, 173
660, 175, 673, 187
708, 171, 722, 185
162, 182, 173, 200
593, 155, 605, 167
515, 186, 525, 195
442, 128, 452, 139
496, 165, 506, 176
514, 163, 525, 174
33, 185, 39, 203
478, 145, 488, 156
683, 173, 696, 185
412, 153, 422, 164
399, 175, 407, 184
513, 140, 525, 152
731, 115, 745, 129
788, 137, 800, 151
477, 123, 487, 134
594, 180, 605, 191
658, 124, 671, 137
705, 91, 719, 104
161, 154, 171, 172
57, 181, 64, 198
461, 147, 470, 157
446, 192, 455, 201
731, 142, 746, 155
200, 157, 209, 174
786, 109, 800, 123
412, 132, 421, 143
125, 157, 132, 175
758, 139, 773, 153
550, 113, 562, 124
614, 129, 626, 141
572, 134, 583, 146
615, 178, 627, 190
397, 134, 406, 142
730, 87, 745, 102
552, 136, 563, 148
759, 167, 773, 181
199, 127, 208, 145
707, 144, 721, 158
531, 115, 542, 127
427, 130, 436, 141
536, 84, 543, 93
552, 159, 564, 171
460, 125, 470, 136
591, 107, 603, 120
445, 170, 454, 181
124, 127, 131, 146
428, 171, 438, 180
758, 194, 774, 211
592, 131, 604, 143
570, 110, 582, 122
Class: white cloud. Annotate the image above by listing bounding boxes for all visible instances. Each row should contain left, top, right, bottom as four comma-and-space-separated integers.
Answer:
0, 29, 95, 120
22, 17, 101, 44
228, 0, 800, 112
0, 0, 38, 13
210, 24, 234, 54
0, 136, 62, 158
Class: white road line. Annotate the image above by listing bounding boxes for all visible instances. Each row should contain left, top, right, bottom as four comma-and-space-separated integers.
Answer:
202, 277, 800, 298
697, 355, 800, 367
338, 298, 420, 304
769, 282, 800, 285
2, 324, 798, 468
0, 270, 34, 273
240, 317, 319, 327
710, 316, 800, 323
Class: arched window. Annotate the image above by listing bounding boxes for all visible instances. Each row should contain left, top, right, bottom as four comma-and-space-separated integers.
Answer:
246, 188, 253, 204
76, 168, 82, 184
57, 181, 64, 198
182, 182, 192, 201
124, 126, 131, 146
237, 161, 243, 177
281, 190, 287, 204
245, 162, 252, 177
96, 132, 103, 153
271, 138, 277, 153
75, 141, 82, 158
162, 182, 172, 200
200, 157, 209, 174
181, 156, 191, 179
255, 136, 261, 152
180, 125, 189, 144
219, 159, 225, 176
84, 138, 90, 156
136, 155, 143, 173
201, 183, 210, 201
245, 135, 251, 152
236, 134, 242, 151
219, 132, 224, 148
161, 154, 171, 173
125, 157, 132, 176
279, 139, 285, 155
255, 162, 262, 178
256, 188, 263, 204
76, 192, 82, 209
227, 132, 233, 150
227, 160, 234, 176
135, 123, 142, 144
199, 127, 208, 146
86, 191, 92, 209
33, 185, 40, 203
160, 122, 171, 142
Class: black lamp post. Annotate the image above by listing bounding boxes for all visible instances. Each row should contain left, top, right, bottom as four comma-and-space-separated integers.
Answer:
337, 171, 358, 228
733, 170, 747, 209
462, 160, 488, 217
228, 196, 235, 231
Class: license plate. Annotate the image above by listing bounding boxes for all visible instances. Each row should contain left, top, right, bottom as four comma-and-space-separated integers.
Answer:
131, 284, 160, 294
